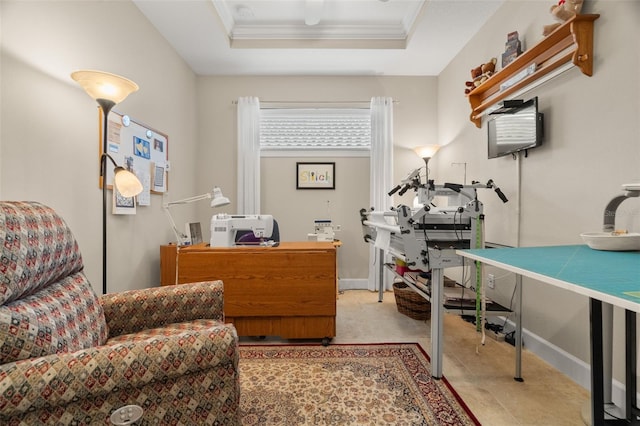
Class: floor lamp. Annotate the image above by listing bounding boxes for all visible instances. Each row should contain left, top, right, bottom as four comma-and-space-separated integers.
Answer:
414, 145, 441, 184
71, 70, 142, 294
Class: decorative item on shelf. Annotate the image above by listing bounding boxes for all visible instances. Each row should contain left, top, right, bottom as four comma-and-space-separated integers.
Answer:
501, 31, 523, 68
464, 57, 497, 94
71, 69, 142, 294
542, 0, 584, 36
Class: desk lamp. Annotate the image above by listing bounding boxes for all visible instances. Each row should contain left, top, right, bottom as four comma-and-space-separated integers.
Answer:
71, 70, 142, 294
163, 187, 230, 245
414, 144, 441, 182
164, 187, 230, 285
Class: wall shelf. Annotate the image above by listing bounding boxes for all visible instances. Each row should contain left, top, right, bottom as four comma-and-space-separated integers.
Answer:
467, 14, 600, 128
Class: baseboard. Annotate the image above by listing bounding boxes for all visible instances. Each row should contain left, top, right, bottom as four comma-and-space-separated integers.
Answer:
338, 278, 369, 291
501, 317, 630, 407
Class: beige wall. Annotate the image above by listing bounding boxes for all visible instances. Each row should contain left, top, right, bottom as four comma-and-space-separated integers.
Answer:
194, 76, 437, 280
262, 156, 370, 280
436, 0, 640, 382
0, 1, 198, 293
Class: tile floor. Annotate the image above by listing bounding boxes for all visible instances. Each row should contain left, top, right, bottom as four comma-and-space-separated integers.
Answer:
241, 289, 590, 425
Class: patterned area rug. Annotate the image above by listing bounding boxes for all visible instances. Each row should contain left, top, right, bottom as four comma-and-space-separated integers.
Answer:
238, 343, 480, 425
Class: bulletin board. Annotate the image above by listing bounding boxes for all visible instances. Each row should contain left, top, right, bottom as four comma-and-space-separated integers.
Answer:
99, 110, 169, 206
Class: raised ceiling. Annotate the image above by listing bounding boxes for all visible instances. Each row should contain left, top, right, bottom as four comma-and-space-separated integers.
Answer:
212, 0, 427, 49
133, 0, 504, 76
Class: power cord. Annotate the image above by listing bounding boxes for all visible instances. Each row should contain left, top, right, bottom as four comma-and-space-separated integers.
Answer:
504, 331, 516, 346
460, 315, 519, 347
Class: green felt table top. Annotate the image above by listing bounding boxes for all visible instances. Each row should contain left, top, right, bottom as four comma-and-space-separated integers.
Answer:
459, 245, 640, 309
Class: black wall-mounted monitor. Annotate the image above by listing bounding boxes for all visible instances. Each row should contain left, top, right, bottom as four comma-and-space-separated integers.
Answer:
487, 97, 544, 159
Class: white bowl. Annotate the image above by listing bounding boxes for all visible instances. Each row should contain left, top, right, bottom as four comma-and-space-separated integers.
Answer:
580, 232, 640, 251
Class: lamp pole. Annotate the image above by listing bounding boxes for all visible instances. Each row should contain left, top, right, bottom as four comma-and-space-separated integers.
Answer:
98, 100, 115, 295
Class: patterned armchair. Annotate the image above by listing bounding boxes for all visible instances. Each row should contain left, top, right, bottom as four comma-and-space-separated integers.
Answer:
0, 202, 240, 425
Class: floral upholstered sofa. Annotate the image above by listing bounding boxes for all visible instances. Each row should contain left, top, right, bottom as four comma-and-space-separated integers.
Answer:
0, 202, 240, 425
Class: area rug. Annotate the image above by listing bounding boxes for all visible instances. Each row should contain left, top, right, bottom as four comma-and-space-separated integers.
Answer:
238, 343, 480, 425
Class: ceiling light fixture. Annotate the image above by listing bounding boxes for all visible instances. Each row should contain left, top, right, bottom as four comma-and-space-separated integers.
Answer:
305, 0, 324, 26
235, 5, 254, 19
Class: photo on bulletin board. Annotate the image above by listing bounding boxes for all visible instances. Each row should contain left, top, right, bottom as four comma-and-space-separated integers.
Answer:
99, 110, 169, 201
112, 188, 136, 215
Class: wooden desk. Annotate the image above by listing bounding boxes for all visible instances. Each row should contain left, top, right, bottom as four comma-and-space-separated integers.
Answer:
160, 242, 337, 344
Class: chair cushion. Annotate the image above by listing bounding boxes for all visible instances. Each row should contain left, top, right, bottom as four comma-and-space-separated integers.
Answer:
0, 202, 84, 305
0, 271, 108, 364
106, 318, 226, 344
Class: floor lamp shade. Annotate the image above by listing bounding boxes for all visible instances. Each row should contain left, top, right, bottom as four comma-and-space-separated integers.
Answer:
414, 145, 440, 161
113, 167, 143, 198
71, 70, 139, 105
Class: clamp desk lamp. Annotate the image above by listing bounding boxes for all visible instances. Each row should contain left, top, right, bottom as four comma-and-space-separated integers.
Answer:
163, 187, 230, 245
71, 70, 142, 294
163, 187, 230, 285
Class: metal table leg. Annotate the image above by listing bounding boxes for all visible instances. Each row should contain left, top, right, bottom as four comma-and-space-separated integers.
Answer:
590, 298, 606, 426
514, 274, 523, 382
378, 248, 385, 302
625, 310, 638, 423
431, 267, 444, 379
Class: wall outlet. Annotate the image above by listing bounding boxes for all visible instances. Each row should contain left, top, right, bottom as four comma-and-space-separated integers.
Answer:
487, 274, 495, 289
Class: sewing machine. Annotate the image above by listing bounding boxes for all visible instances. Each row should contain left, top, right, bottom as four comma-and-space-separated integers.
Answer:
210, 214, 274, 247
308, 219, 340, 242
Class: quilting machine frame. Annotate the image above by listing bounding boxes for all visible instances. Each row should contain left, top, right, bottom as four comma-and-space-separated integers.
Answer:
359, 169, 508, 378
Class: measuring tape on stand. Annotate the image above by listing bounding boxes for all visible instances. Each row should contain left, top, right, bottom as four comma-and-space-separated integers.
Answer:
475, 215, 485, 332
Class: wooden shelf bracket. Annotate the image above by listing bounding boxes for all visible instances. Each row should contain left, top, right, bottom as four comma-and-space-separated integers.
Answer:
467, 14, 600, 128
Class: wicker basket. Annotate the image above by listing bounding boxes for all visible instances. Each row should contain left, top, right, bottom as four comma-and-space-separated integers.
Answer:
393, 281, 431, 321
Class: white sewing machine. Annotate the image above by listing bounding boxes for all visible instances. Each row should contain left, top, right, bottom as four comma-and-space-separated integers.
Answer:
308, 219, 340, 242
210, 214, 274, 247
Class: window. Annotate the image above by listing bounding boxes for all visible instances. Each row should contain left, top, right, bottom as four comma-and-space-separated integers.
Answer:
260, 108, 371, 154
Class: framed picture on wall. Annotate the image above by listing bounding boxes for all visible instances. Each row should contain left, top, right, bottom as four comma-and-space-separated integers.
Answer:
296, 162, 335, 189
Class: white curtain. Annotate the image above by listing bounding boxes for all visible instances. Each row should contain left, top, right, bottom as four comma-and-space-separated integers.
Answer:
369, 97, 394, 291
237, 97, 261, 214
